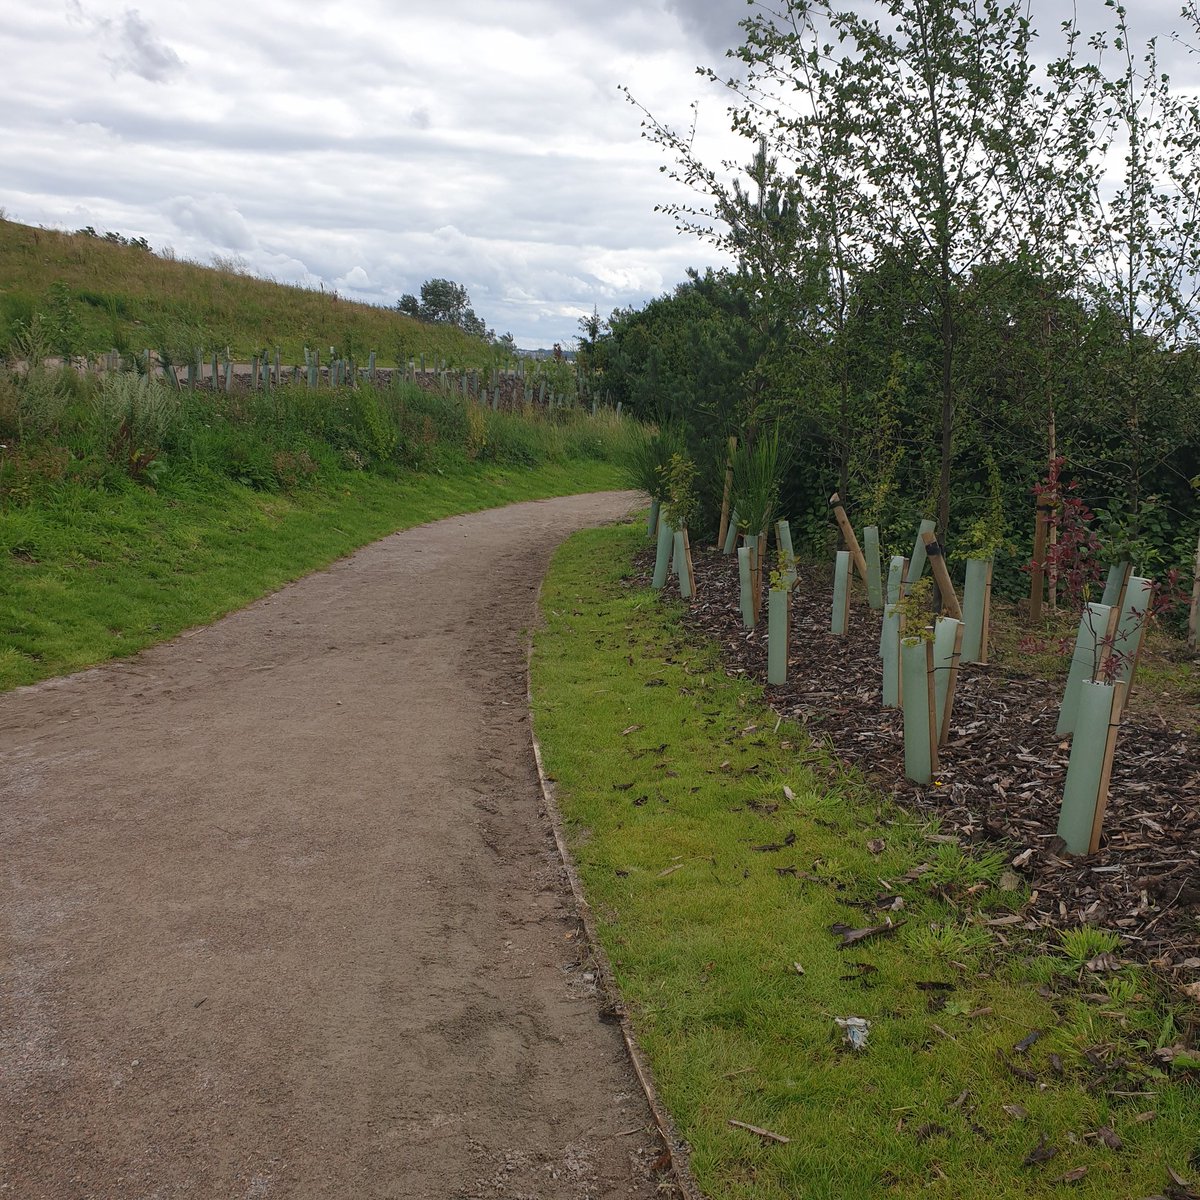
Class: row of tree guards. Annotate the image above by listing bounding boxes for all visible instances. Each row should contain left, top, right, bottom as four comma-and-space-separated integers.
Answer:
646, 485, 1158, 862
90, 349, 593, 411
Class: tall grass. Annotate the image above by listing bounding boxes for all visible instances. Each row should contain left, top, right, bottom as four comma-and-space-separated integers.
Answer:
0, 367, 634, 507
619, 423, 683, 500
732, 426, 786, 536
0, 217, 505, 367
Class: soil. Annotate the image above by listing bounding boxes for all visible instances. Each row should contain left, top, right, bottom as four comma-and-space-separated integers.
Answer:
662, 544, 1200, 994
1, 492, 666, 1200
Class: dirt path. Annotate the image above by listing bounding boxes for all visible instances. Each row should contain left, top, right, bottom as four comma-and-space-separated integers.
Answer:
1, 492, 664, 1200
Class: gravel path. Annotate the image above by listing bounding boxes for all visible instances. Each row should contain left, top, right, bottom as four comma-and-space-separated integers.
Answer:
1, 492, 662, 1199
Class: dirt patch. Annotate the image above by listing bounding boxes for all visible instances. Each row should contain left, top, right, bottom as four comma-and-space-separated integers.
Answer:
655, 544, 1200, 986
1, 493, 664, 1199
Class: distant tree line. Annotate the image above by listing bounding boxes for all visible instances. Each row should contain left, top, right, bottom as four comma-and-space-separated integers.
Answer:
75, 227, 151, 252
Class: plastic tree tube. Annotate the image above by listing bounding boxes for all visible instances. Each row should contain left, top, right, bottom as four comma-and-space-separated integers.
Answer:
932, 616, 961, 737
901, 637, 936, 783
1057, 680, 1117, 853
776, 520, 797, 586
1111, 578, 1152, 685
723, 510, 740, 556
886, 555, 906, 606
768, 587, 789, 685
738, 546, 754, 629
832, 551, 851, 636
1056, 603, 1111, 736
881, 605, 902, 708
674, 529, 693, 600
651, 517, 673, 590
960, 558, 993, 664
864, 526, 883, 610
904, 520, 937, 593
646, 498, 660, 538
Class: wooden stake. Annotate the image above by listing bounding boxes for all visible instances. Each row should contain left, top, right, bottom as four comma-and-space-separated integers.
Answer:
1094, 565, 1134, 681
1030, 502, 1051, 623
926, 637, 940, 773
920, 532, 963, 620
683, 528, 696, 600
938, 622, 965, 747
1189, 529, 1200, 651
716, 436, 737, 550
829, 492, 869, 580
756, 531, 767, 615
1088, 681, 1127, 854
979, 559, 993, 665
746, 535, 760, 619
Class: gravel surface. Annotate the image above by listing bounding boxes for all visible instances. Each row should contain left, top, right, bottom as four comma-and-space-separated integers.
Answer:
1, 492, 664, 1200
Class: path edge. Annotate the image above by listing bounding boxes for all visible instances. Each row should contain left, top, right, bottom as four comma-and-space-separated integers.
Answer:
526, 585, 705, 1200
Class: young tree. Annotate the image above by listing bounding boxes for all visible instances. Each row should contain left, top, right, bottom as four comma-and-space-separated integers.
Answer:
1072, 4, 1200, 540
628, 0, 1097, 539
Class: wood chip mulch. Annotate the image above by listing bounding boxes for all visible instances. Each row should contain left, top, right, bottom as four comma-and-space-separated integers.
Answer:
642, 543, 1200, 986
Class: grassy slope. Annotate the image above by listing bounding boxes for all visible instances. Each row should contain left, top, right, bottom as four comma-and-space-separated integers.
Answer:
0, 218, 499, 366
532, 522, 1199, 1200
1, 458, 621, 691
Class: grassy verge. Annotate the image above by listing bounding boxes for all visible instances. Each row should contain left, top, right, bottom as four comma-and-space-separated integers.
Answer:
0, 458, 621, 691
531, 522, 1199, 1200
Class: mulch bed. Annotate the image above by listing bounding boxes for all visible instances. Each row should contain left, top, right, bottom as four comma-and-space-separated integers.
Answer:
640, 542, 1200, 988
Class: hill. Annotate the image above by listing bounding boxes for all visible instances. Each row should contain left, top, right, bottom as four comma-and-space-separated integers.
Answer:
0, 218, 502, 369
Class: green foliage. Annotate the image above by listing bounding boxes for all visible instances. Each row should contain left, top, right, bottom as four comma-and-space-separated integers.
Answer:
732, 427, 785, 537
397, 277, 493, 341
44, 280, 80, 360
768, 550, 797, 591
621, 423, 683, 500
895, 577, 935, 641
956, 447, 1013, 561
659, 451, 699, 530
612, 0, 1200, 578
848, 352, 908, 530
0, 366, 633, 509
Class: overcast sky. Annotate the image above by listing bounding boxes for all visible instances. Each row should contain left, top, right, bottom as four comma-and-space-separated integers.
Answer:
0, 1, 1195, 349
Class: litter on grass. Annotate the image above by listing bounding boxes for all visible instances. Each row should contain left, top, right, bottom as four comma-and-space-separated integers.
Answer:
835, 1016, 871, 1050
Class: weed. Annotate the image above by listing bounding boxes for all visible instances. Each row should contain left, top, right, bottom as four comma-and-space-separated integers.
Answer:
921, 843, 1007, 891
904, 920, 992, 959
1059, 926, 1122, 968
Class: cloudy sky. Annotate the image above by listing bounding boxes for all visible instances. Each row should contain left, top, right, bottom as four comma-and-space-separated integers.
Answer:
0, 1, 1194, 349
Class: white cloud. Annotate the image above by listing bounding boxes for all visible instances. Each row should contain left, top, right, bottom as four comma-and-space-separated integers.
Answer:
109, 8, 184, 82
5, 1, 1195, 348
165, 195, 256, 251
67, 2, 184, 82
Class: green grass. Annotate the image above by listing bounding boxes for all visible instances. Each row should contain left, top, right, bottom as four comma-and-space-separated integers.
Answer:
531, 521, 1200, 1200
0, 458, 621, 691
0, 217, 507, 367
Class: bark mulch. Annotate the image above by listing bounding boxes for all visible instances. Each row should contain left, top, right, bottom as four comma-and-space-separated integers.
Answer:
644, 542, 1200, 996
